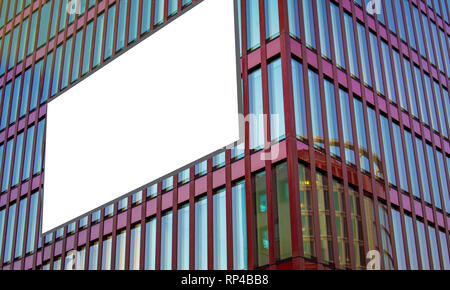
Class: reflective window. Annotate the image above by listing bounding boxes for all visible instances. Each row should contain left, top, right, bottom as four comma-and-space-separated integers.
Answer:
413, 66, 429, 125
101, 235, 112, 270
303, 0, 315, 48
354, 98, 370, 172
309, 69, 324, 150
357, 22, 372, 87
439, 230, 450, 269
427, 225, 441, 270
339, 89, 355, 165
317, 0, 331, 59
391, 208, 406, 269
392, 50, 407, 109
416, 220, 430, 269
344, 13, 359, 78
287, 0, 300, 39
255, 170, 269, 266
415, 137, 431, 203
82, 22, 94, 75
232, 180, 247, 270
141, 0, 151, 35
105, 4, 116, 59
11, 132, 24, 187
177, 204, 189, 270
246, 0, 260, 51
436, 151, 450, 212
369, 31, 384, 95
213, 188, 227, 269
316, 171, 333, 264
115, 230, 126, 270
275, 162, 292, 261
129, 224, 141, 270
425, 144, 441, 209
51, 45, 63, 96
14, 198, 27, 259
145, 217, 157, 269
264, 0, 279, 40
268, 58, 285, 142
378, 204, 394, 269
89, 242, 99, 270
93, 13, 105, 68
380, 115, 396, 186
195, 196, 207, 269
330, 2, 345, 69
61, 37, 73, 90
248, 68, 264, 150
392, 123, 408, 191
154, 0, 164, 26
116, 0, 127, 52
128, 0, 139, 43
404, 130, 420, 198
161, 211, 173, 270
3, 203, 16, 263
404, 215, 419, 269
292, 59, 307, 142
333, 180, 349, 269
25, 192, 39, 254
71, 29, 83, 83
324, 79, 340, 159
2, 139, 14, 192
299, 162, 314, 258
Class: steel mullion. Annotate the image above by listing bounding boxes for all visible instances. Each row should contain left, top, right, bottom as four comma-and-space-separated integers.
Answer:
207, 158, 214, 269
188, 166, 195, 269
240, 0, 255, 270
171, 174, 179, 270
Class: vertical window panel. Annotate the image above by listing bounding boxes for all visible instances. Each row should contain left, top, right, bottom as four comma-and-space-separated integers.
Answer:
291, 59, 307, 142
309, 69, 324, 150
268, 59, 285, 142
213, 189, 227, 269
177, 204, 189, 270
330, 2, 345, 69
115, 230, 126, 270
71, 30, 83, 83
255, 171, 269, 266
14, 198, 28, 259
246, 0, 260, 50
3, 203, 16, 263
232, 180, 247, 270
380, 115, 396, 186
353, 98, 370, 172
264, 0, 279, 40
195, 196, 207, 269
93, 13, 105, 67
11, 132, 24, 187
145, 217, 156, 269
324, 79, 340, 159
25, 192, 38, 254
339, 89, 355, 165
129, 224, 141, 270
101, 235, 112, 270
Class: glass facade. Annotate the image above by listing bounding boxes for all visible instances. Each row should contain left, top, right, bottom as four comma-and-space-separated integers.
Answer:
0, 0, 448, 271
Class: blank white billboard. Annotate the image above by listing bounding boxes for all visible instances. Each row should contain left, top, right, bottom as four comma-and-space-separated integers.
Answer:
43, 0, 240, 233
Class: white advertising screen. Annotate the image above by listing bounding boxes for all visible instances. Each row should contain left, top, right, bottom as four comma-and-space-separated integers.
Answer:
43, 0, 240, 233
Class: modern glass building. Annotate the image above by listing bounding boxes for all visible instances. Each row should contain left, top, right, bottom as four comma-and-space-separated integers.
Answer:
0, 0, 449, 270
